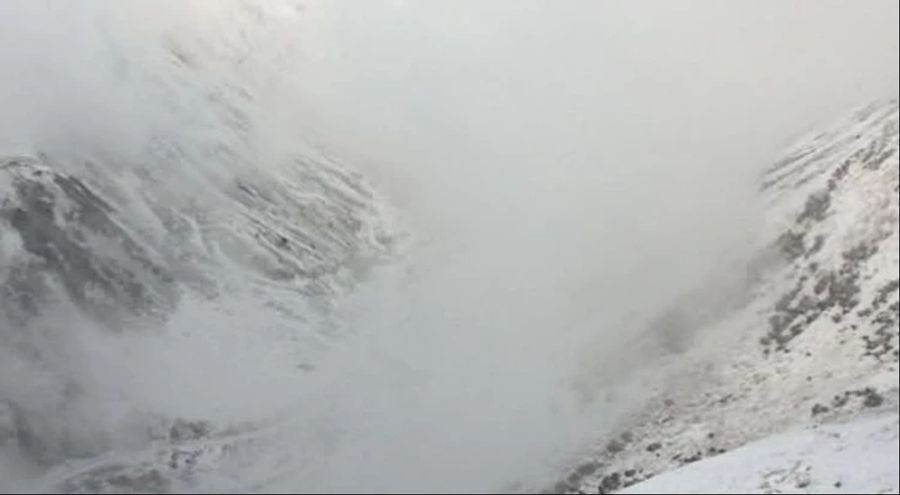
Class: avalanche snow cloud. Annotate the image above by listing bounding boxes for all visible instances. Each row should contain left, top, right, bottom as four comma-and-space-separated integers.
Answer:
1, 1, 898, 493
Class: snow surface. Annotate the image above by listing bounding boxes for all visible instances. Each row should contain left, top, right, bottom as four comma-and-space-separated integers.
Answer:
623, 414, 899, 494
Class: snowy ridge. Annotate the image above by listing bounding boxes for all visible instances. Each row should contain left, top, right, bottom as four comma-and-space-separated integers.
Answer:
554, 99, 899, 494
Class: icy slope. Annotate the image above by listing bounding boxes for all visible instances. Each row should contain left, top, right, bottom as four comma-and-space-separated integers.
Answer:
555, 99, 899, 494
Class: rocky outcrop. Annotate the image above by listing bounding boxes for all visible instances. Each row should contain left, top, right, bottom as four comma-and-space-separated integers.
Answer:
1, 156, 177, 328
0, 147, 397, 474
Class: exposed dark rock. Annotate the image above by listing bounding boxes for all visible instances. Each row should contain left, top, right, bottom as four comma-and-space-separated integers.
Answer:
860, 388, 884, 408
598, 473, 621, 494
864, 300, 899, 361
777, 230, 806, 261
606, 439, 625, 454
168, 419, 212, 443
811, 404, 830, 416
61, 464, 172, 494
828, 159, 852, 191
573, 461, 600, 478
762, 240, 878, 354
871, 279, 899, 312
1, 157, 177, 328
797, 190, 831, 224
805, 234, 827, 258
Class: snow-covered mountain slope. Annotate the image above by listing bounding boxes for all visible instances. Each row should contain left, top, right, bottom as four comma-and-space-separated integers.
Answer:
1, 2, 399, 488
2, 2, 897, 493
18, 99, 896, 495
553, 99, 899, 494
623, 414, 899, 494
0, 151, 393, 329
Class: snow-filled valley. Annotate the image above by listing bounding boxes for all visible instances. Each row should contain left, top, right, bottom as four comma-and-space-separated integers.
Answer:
1, 2, 898, 493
